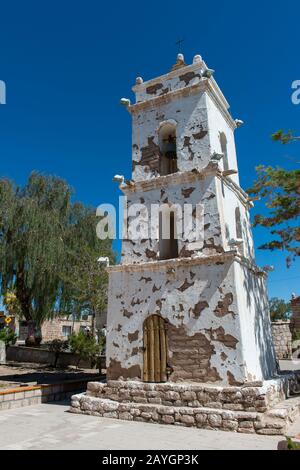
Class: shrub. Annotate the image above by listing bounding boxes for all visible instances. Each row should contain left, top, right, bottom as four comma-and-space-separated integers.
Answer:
0, 327, 17, 346
48, 339, 69, 368
68, 331, 101, 368
286, 437, 300, 450
292, 329, 300, 341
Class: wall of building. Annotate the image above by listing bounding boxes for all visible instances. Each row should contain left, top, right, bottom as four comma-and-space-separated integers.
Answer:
42, 317, 93, 342
17, 316, 94, 343
291, 296, 300, 331
106, 54, 277, 387
205, 92, 239, 184
122, 173, 223, 264
131, 91, 211, 181
106, 255, 276, 385
271, 321, 292, 360
130, 58, 235, 183
234, 261, 277, 379
216, 176, 255, 261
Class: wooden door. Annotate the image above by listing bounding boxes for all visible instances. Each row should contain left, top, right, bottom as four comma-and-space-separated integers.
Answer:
143, 315, 167, 382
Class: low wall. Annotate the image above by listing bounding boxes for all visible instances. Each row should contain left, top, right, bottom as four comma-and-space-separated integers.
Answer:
6, 345, 106, 370
271, 321, 292, 360
0, 376, 101, 411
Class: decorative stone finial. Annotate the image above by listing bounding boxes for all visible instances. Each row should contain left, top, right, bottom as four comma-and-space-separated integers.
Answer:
120, 98, 131, 107
234, 119, 244, 128
193, 54, 202, 64
171, 53, 186, 71
202, 68, 215, 78
136, 76, 143, 85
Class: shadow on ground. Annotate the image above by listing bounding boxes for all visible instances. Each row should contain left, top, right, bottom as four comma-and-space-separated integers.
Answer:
0, 362, 102, 385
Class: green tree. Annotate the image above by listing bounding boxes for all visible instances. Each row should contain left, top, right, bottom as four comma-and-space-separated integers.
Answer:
248, 132, 300, 266
0, 172, 113, 345
269, 297, 291, 321
62, 246, 111, 336
272, 130, 300, 145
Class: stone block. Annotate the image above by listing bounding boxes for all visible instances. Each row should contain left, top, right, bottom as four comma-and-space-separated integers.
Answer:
103, 411, 118, 418
180, 414, 195, 425
181, 391, 197, 401
208, 414, 222, 427
158, 406, 174, 415
195, 413, 207, 425
222, 420, 238, 431
148, 398, 162, 404
103, 401, 119, 412
141, 412, 152, 420
162, 414, 175, 424
165, 391, 180, 401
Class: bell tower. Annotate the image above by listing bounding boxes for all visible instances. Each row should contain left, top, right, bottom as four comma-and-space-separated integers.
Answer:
105, 53, 276, 385
71, 54, 300, 435
131, 53, 239, 183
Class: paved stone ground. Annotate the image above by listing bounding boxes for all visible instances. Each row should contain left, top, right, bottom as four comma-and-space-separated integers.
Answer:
279, 359, 300, 371
0, 401, 292, 450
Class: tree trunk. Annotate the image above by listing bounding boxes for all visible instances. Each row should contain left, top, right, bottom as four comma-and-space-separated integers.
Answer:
16, 268, 42, 346
25, 320, 42, 347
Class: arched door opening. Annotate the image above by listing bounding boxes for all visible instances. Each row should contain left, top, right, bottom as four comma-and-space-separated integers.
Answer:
143, 315, 167, 382
159, 123, 178, 175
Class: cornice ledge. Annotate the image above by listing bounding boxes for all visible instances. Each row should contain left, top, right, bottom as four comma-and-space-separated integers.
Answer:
218, 175, 250, 208
129, 79, 235, 130
122, 164, 221, 194
107, 250, 237, 273
128, 80, 208, 113
132, 62, 207, 92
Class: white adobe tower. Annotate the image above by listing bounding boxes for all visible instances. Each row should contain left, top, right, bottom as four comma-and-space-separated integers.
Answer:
104, 53, 277, 386
71, 55, 300, 435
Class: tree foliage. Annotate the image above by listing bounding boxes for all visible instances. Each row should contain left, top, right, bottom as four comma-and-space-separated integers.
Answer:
269, 297, 291, 321
68, 330, 101, 368
0, 172, 114, 343
248, 132, 300, 266
0, 327, 17, 346
3, 289, 22, 317
272, 130, 300, 145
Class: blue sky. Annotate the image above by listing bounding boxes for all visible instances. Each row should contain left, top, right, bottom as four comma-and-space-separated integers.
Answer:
0, 0, 299, 301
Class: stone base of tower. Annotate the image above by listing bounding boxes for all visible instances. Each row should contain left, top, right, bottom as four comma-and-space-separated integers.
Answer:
70, 375, 300, 435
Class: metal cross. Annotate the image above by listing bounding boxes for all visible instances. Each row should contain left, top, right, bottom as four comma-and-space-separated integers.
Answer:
175, 38, 185, 53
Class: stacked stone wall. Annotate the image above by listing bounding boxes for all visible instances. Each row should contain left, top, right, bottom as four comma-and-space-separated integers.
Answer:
85, 380, 286, 413
271, 321, 292, 360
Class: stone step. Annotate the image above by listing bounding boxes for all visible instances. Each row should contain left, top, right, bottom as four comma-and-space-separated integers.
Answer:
86, 379, 287, 413
70, 392, 290, 435
256, 395, 300, 435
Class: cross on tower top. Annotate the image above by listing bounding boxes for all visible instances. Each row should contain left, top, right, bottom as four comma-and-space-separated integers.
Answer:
175, 37, 185, 53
